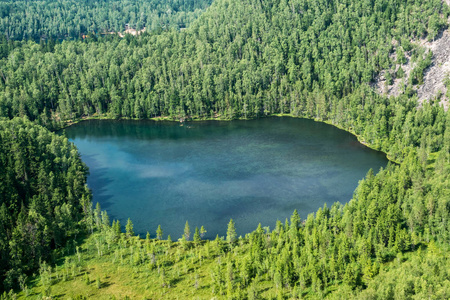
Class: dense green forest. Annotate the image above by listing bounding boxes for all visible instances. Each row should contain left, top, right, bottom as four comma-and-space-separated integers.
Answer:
0, 117, 91, 291
0, 0, 212, 40
0, 0, 448, 141
0, 0, 449, 298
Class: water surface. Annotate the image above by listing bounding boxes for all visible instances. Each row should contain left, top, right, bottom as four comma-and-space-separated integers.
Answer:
65, 118, 388, 239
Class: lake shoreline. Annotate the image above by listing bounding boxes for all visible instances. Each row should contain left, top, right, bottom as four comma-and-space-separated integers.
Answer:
64, 116, 389, 239
60, 113, 394, 163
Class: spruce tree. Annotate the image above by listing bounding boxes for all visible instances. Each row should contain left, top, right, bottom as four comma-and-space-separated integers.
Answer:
125, 218, 134, 238
156, 225, 163, 240
194, 227, 201, 245
227, 219, 237, 246
114, 220, 121, 238
184, 221, 191, 241
200, 226, 207, 239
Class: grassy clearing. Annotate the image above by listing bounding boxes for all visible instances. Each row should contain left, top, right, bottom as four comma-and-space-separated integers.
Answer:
20, 235, 219, 299
15, 232, 281, 299
11, 231, 450, 299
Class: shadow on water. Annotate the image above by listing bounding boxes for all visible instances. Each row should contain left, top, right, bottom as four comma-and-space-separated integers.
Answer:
81, 153, 115, 211
65, 117, 389, 239
209, 196, 276, 221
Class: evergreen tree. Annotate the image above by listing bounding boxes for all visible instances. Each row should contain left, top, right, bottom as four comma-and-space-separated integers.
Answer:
114, 220, 121, 238
227, 219, 237, 246
156, 225, 163, 240
194, 227, 201, 245
200, 226, 207, 239
184, 221, 191, 241
125, 218, 134, 238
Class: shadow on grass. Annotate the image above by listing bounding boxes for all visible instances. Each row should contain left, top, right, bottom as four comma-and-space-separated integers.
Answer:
100, 281, 112, 289
52, 232, 91, 268
168, 277, 183, 287
52, 293, 66, 298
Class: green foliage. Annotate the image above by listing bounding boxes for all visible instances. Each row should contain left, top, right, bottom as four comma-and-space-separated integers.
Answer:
112, 219, 121, 239
396, 47, 407, 65
0, 0, 450, 297
0, 0, 446, 126
396, 66, 405, 79
226, 219, 237, 246
125, 218, 134, 238
184, 221, 191, 241
0, 0, 212, 41
156, 225, 163, 240
193, 227, 201, 245
200, 226, 207, 239
0, 117, 91, 290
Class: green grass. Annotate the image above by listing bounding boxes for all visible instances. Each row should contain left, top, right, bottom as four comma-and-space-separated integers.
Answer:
22, 237, 217, 299
12, 231, 450, 299
16, 233, 280, 299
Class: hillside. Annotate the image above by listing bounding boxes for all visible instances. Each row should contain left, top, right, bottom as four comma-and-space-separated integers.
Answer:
0, 0, 212, 40
11, 229, 450, 299
0, 0, 449, 298
0, 118, 91, 293
373, 28, 450, 109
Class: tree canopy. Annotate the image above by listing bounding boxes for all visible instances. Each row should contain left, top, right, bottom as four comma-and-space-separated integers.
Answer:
0, 117, 91, 290
0, 0, 212, 40
0, 0, 449, 297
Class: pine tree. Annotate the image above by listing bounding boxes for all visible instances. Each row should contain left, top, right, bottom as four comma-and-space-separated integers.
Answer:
156, 225, 163, 240
200, 226, 207, 239
125, 218, 134, 238
290, 209, 300, 241
101, 211, 110, 231
227, 219, 237, 246
194, 226, 201, 245
184, 221, 191, 241
114, 220, 121, 238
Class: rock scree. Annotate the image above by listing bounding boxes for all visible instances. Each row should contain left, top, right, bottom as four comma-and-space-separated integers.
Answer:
373, 29, 450, 110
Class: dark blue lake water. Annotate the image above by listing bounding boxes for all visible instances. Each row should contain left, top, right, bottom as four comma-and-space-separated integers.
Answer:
64, 117, 388, 239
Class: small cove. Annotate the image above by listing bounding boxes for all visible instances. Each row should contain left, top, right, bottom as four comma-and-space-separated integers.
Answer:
64, 117, 388, 239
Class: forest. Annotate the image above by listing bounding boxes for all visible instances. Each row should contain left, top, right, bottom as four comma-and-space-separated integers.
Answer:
0, 0, 212, 40
0, 117, 91, 291
0, 0, 449, 298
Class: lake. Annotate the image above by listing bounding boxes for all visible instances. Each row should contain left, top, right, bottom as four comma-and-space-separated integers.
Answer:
64, 117, 388, 239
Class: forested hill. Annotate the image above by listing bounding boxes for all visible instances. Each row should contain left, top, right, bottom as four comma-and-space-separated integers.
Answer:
0, 0, 448, 156
0, 0, 212, 41
0, 0, 449, 298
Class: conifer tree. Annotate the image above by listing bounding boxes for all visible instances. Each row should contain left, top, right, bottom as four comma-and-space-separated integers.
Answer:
156, 225, 163, 240
194, 227, 201, 245
125, 218, 134, 238
227, 219, 237, 246
114, 220, 121, 238
184, 221, 191, 241
200, 226, 207, 239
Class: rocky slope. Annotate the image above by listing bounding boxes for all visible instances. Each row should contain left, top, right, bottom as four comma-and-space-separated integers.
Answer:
417, 30, 450, 108
373, 27, 450, 110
